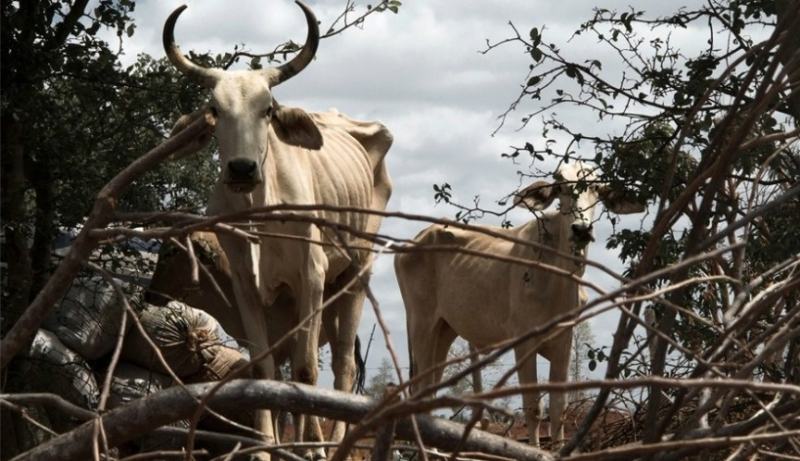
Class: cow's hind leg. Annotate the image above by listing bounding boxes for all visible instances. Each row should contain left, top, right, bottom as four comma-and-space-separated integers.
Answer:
515, 343, 542, 447
323, 266, 366, 452
409, 317, 457, 397
543, 328, 572, 447
396, 252, 456, 397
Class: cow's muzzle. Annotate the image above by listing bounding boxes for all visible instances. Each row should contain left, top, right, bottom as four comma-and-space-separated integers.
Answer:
570, 222, 594, 246
225, 158, 262, 193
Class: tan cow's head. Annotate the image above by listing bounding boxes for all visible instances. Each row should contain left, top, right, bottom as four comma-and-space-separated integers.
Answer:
164, 1, 323, 193
515, 161, 644, 247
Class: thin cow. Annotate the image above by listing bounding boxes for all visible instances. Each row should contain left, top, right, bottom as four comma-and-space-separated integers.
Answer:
163, 2, 392, 459
395, 161, 641, 447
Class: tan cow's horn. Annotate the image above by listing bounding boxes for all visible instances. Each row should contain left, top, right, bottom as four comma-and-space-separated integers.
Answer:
163, 5, 221, 88
267, 0, 320, 87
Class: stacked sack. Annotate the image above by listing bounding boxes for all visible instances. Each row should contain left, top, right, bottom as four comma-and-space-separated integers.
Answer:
121, 300, 250, 382
7, 273, 250, 456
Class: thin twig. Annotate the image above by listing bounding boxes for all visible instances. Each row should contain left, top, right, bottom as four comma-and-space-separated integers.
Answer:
0, 399, 59, 438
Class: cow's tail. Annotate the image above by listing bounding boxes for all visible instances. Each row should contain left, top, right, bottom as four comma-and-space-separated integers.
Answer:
353, 335, 367, 394
407, 324, 415, 384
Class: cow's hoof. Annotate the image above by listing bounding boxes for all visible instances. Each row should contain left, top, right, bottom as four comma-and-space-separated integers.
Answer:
328, 455, 352, 461
303, 448, 326, 461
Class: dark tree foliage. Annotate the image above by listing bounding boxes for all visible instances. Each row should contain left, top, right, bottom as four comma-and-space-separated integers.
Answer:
1, 1, 217, 333
477, 0, 799, 455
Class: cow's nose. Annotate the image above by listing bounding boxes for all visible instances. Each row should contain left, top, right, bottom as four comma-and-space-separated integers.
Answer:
571, 223, 594, 242
227, 158, 258, 180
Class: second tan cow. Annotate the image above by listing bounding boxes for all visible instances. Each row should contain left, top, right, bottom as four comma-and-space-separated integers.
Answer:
395, 161, 642, 447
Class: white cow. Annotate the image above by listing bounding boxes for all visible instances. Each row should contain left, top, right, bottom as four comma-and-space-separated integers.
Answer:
163, 2, 392, 459
395, 162, 641, 447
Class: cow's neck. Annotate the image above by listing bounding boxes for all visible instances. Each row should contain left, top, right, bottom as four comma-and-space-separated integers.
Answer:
524, 210, 587, 274
260, 132, 313, 207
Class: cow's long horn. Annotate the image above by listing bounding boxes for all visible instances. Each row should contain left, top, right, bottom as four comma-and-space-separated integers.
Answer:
266, 0, 320, 87
163, 5, 220, 88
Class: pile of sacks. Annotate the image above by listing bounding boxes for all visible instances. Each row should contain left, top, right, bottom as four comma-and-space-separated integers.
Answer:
6, 273, 250, 455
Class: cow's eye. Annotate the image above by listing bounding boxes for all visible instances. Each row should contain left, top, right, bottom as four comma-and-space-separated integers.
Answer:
261, 107, 272, 118
209, 106, 219, 117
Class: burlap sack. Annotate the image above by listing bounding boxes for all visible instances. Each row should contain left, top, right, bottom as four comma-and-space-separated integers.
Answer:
18, 330, 100, 431
43, 275, 136, 360
122, 301, 249, 377
105, 362, 174, 409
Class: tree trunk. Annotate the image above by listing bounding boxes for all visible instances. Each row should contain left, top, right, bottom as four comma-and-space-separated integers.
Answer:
776, 0, 800, 124
1, 115, 33, 336
27, 155, 56, 297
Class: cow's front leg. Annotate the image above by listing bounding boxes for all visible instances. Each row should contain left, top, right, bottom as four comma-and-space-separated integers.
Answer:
292, 243, 327, 460
515, 343, 542, 448
544, 328, 572, 447
219, 234, 276, 461
238, 295, 278, 459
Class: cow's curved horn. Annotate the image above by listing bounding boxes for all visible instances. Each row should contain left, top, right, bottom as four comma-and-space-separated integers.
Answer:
266, 1, 320, 87
163, 5, 220, 88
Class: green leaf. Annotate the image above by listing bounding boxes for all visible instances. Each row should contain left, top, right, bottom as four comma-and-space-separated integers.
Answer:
588, 360, 597, 371
527, 76, 541, 87
531, 47, 543, 62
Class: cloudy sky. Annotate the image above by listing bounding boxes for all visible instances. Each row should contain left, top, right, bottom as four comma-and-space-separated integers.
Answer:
115, 0, 709, 389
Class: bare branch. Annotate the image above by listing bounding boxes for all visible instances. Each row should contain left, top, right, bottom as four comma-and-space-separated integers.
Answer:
11, 380, 553, 461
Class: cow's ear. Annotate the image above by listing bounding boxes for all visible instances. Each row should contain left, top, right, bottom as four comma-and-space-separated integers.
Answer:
514, 180, 557, 211
271, 103, 323, 150
598, 185, 646, 214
